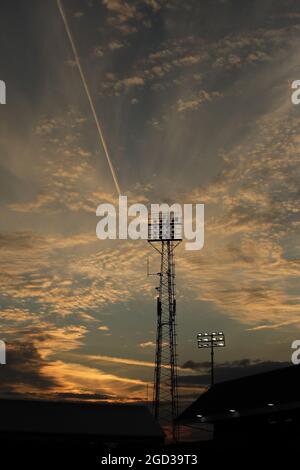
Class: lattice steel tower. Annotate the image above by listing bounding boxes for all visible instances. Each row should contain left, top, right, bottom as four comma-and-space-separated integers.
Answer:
148, 211, 182, 441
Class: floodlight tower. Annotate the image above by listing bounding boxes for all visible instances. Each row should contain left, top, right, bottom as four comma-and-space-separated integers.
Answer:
148, 211, 182, 441
197, 332, 226, 387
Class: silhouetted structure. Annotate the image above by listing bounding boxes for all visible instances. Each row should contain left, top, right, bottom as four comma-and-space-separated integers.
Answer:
148, 212, 182, 440
197, 331, 225, 386
0, 399, 164, 447
178, 364, 300, 449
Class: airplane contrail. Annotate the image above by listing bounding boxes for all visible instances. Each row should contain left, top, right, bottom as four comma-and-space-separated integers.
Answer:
57, 0, 121, 196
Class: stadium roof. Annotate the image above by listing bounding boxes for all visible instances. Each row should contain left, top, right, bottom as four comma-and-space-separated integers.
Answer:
178, 364, 300, 423
0, 399, 164, 440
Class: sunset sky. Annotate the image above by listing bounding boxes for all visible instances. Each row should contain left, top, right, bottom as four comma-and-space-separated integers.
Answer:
1, 0, 300, 407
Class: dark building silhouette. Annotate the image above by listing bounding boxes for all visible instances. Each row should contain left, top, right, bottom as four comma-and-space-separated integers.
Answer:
178, 364, 300, 449
0, 399, 164, 447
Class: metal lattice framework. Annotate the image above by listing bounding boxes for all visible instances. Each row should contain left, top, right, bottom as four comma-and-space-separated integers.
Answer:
148, 212, 182, 441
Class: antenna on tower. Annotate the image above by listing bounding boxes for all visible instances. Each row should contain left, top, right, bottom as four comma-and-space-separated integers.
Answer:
147, 256, 159, 277
148, 210, 182, 441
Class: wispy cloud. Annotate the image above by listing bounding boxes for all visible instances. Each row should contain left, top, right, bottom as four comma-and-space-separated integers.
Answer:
1, 0, 300, 402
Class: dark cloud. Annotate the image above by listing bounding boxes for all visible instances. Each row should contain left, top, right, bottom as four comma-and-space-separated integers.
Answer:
0, 343, 117, 402
54, 392, 113, 401
0, 342, 58, 397
179, 359, 290, 386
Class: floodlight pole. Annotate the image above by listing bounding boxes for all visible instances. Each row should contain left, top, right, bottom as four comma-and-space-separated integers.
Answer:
197, 332, 226, 388
211, 344, 214, 387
